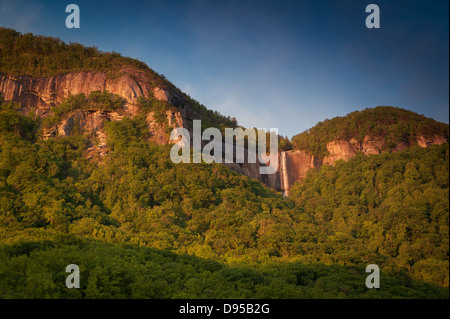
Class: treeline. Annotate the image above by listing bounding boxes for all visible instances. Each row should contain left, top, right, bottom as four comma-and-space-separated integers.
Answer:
0, 27, 158, 81
184, 96, 239, 132
292, 106, 449, 157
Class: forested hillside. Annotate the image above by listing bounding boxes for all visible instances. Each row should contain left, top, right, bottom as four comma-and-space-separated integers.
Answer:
1, 235, 446, 299
289, 144, 449, 287
0, 101, 448, 298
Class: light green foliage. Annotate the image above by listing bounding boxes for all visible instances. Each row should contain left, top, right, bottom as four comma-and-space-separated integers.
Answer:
88, 90, 125, 111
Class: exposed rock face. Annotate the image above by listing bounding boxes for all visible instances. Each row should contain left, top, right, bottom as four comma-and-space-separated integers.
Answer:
0, 71, 147, 116
0, 69, 196, 159
277, 150, 321, 195
323, 140, 357, 165
41, 109, 124, 159
152, 87, 170, 102
417, 135, 447, 148
43, 109, 123, 139
146, 110, 185, 145
0, 70, 188, 116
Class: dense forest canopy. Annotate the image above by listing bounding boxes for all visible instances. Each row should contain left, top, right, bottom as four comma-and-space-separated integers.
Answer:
1, 235, 446, 299
0, 103, 448, 298
292, 107, 449, 157
289, 145, 449, 287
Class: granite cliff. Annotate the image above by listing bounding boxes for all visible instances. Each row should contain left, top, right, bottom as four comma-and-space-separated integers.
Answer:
1, 69, 448, 195
0, 70, 270, 184
0, 70, 188, 115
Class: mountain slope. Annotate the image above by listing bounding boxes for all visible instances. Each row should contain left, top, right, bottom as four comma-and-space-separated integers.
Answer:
0, 27, 448, 298
0, 27, 238, 132
289, 143, 449, 287
0, 107, 448, 292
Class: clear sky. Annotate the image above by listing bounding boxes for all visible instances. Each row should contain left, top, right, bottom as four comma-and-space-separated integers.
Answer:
1, 0, 448, 138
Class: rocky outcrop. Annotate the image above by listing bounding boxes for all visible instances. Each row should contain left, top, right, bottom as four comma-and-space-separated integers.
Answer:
0, 70, 187, 116
43, 109, 122, 139
0, 69, 197, 157
323, 140, 357, 165
1, 71, 142, 116
146, 110, 185, 145
41, 109, 123, 159
361, 136, 384, 155
417, 135, 447, 148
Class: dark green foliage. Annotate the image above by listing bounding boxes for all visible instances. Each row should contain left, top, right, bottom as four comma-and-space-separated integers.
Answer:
0, 27, 448, 297
0, 235, 447, 299
292, 107, 449, 157
104, 115, 150, 150
260, 131, 293, 153
53, 93, 88, 117
0, 107, 37, 141
278, 135, 293, 152
185, 96, 239, 132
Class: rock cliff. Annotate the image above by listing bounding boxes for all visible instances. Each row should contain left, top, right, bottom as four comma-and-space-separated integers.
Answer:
1, 70, 447, 195
0, 70, 187, 117
278, 150, 321, 196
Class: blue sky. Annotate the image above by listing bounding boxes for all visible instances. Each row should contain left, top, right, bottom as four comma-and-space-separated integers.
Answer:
1, 0, 448, 137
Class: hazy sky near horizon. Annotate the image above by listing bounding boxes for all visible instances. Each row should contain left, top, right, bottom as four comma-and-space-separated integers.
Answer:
0, 0, 448, 137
